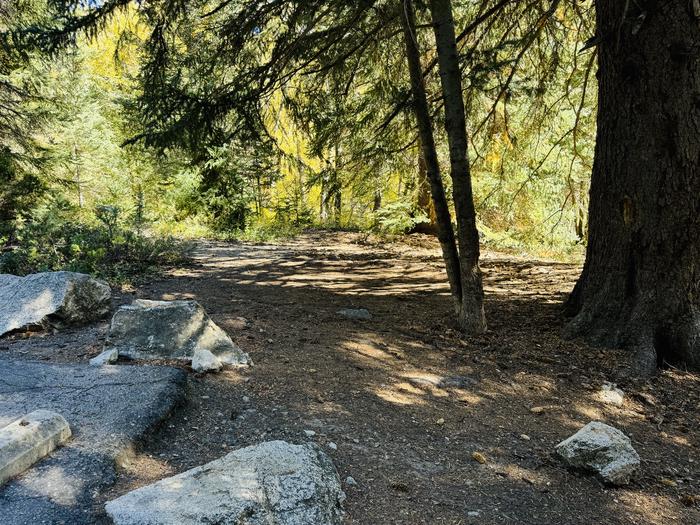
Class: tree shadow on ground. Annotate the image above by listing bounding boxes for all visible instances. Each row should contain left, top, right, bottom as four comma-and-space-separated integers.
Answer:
6, 234, 699, 524
120, 236, 699, 525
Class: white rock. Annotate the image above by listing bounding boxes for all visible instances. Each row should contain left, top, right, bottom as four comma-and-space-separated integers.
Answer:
327, 442, 338, 451
89, 348, 118, 366
345, 476, 357, 486
304, 430, 317, 437
0, 272, 111, 336
105, 441, 345, 525
0, 410, 72, 486
596, 382, 625, 406
555, 421, 640, 485
191, 348, 223, 373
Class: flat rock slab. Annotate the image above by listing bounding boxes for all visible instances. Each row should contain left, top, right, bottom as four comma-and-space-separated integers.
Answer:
105, 299, 250, 366
0, 272, 111, 336
106, 440, 345, 525
0, 360, 186, 524
0, 410, 71, 487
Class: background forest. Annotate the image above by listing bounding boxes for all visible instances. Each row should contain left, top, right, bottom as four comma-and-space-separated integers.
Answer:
0, 2, 595, 283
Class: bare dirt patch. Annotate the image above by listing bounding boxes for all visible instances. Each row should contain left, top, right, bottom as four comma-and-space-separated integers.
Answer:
4, 231, 699, 524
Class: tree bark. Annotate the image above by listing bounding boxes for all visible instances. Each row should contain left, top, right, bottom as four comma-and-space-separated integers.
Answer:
412, 144, 439, 235
401, 0, 463, 311
565, 1, 700, 372
373, 188, 382, 212
333, 182, 341, 224
428, 0, 486, 333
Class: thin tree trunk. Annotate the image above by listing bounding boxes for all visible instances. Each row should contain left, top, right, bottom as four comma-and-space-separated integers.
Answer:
565, 1, 700, 373
73, 141, 83, 208
429, 0, 486, 333
320, 154, 331, 222
333, 183, 341, 225
413, 144, 438, 234
373, 188, 382, 212
401, 0, 462, 311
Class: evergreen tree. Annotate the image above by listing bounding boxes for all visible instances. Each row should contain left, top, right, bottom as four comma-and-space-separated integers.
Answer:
565, 1, 700, 372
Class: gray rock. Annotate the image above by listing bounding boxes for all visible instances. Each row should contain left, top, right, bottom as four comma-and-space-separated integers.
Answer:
191, 347, 222, 373
105, 440, 345, 525
337, 308, 372, 320
0, 359, 186, 524
555, 421, 640, 485
0, 272, 111, 336
104, 299, 250, 366
345, 476, 357, 486
89, 348, 118, 366
437, 375, 478, 389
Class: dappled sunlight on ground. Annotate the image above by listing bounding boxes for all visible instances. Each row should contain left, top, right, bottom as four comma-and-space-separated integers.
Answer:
128, 232, 697, 524
6, 232, 698, 524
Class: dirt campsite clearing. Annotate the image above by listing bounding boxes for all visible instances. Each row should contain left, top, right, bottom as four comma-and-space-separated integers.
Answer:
5, 231, 699, 524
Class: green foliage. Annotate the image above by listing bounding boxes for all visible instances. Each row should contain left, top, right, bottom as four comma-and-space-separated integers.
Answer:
173, 143, 280, 232
0, 146, 45, 239
217, 221, 302, 244
1, 0, 598, 263
374, 199, 429, 235
0, 203, 191, 284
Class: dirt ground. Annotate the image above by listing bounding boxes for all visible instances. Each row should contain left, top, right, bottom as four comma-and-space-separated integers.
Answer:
4, 231, 699, 524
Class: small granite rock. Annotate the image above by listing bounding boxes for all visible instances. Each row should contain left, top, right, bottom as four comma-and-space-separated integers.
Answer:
596, 382, 625, 406
337, 308, 372, 320
0, 272, 111, 336
105, 441, 345, 525
229, 316, 250, 330
191, 348, 222, 373
89, 348, 118, 366
555, 421, 640, 485
345, 476, 357, 486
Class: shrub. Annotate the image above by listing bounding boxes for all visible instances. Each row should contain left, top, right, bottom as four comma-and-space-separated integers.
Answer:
0, 206, 191, 284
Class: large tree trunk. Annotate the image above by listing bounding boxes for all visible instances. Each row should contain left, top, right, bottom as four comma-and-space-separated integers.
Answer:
401, 0, 463, 311
565, 1, 700, 372
429, 0, 486, 333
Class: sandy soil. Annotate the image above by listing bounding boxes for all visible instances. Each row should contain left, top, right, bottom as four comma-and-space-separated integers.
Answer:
4, 231, 699, 524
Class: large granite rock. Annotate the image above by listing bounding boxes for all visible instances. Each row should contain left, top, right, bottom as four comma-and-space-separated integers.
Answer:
104, 299, 250, 366
0, 360, 186, 524
106, 441, 345, 525
0, 272, 111, 336
555, 421, 640, 485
